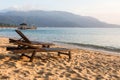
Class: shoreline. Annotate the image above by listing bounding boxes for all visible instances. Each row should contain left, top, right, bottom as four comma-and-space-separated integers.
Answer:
54, 41, 120, 55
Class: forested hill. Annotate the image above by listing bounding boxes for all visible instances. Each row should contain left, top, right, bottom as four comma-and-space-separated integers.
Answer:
0, 10, 119, 27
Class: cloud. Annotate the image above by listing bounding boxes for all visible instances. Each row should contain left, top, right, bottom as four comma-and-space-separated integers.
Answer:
5, 4, 40, 11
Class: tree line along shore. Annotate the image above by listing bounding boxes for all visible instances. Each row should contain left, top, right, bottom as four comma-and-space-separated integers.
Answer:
0, 23, 17, 28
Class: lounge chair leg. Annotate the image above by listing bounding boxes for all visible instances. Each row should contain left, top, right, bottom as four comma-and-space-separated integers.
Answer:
20, 53, 25, 58
29, 51, 36, 62
58, 52, 61, 56
68, 51, 71, 61
42, 45, 50, 48
47, 45, 50, 48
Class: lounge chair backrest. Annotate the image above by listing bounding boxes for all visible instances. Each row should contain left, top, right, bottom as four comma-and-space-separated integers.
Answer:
15, 30, 31, 43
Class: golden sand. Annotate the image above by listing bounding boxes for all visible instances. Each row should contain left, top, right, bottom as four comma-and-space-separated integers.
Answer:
0, 47, 120, 80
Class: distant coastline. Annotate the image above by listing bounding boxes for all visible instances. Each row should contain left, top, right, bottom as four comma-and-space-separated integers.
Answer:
0, 26, 17, 28
0, 23, 17, 28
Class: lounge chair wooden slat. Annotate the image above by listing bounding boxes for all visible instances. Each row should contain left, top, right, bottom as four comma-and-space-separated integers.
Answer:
9, 39, 40, 49
15, 30, 31, 43
11, 48, 70, 53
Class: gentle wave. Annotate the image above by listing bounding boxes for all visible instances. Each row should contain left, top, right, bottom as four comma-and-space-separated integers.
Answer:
55, 41, 120, 52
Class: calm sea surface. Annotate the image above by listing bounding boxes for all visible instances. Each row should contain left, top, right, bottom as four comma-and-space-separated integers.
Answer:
1, 27, 120, 52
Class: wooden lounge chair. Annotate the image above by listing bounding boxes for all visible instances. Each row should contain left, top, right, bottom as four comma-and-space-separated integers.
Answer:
10, 30, 54, 48
8, 40, 71, 62
8, 30, 71, 62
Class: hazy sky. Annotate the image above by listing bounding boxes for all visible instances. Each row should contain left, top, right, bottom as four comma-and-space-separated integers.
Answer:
0, 0, 120, 25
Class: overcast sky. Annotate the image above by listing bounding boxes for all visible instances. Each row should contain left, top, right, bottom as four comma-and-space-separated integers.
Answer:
0, 0, 120, 25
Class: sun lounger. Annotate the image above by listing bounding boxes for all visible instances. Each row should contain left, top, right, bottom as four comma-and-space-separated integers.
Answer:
8, 30, 71, 62
13, 30, 54, 48
8, 40, 71, 62
10, 48, 71, 62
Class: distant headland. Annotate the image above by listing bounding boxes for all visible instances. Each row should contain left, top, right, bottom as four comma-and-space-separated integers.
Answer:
0, 10, 120, 28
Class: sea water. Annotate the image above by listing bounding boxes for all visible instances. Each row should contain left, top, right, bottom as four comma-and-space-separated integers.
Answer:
1, 27, 120, 52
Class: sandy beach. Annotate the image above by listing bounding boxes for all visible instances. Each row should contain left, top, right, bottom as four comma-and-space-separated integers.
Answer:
1, 0, 120, 79
0, 44, 120, 80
